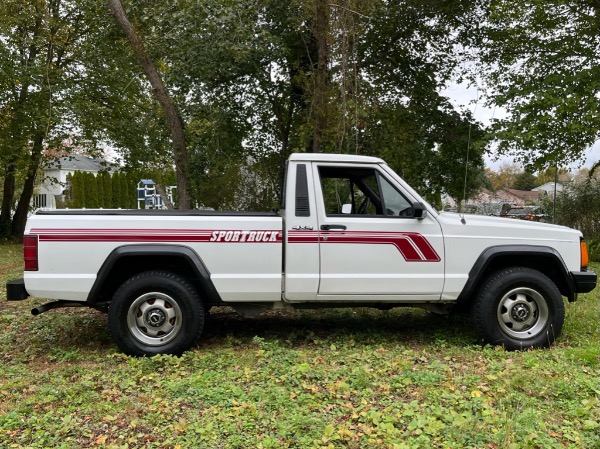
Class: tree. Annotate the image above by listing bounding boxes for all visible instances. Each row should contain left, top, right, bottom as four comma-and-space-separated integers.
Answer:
0, 0, 490, 228
96, 172, 105, 208
472, 0, 600, 170
549, 177, 600, 261
71, 171, 85, 208
0, 0, 155, 238
311, 0, 330, 153
536, 166, 572, 186
0, 0, 71, 237
107, 0, 192, 209
511, 172, 537, 191
119, 172, 129, 209
486, 163, 523, 191
84, 172, 98, 208
100, 171, 112, 208
132, 0, 485, 206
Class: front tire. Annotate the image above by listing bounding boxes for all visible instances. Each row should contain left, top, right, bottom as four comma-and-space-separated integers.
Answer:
472, 267, 564, 350
108, 271, 204, 356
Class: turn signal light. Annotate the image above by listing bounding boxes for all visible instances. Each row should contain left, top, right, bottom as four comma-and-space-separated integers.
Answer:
581, 240, 589, 270
23, 235, 38, 271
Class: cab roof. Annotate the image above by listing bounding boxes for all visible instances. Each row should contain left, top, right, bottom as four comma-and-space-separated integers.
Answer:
289, 153, 385, 164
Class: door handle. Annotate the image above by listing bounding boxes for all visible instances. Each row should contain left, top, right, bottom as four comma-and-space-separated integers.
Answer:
320, 224, 347, 231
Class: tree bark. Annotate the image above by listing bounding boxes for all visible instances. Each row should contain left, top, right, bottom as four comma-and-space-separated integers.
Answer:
155, 184, 174, 209
11, 133, 45, 239
0, 164, 16, 237
107, 0, 192, 209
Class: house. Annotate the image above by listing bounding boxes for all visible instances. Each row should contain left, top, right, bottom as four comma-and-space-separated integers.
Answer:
34, 155, 115, 209
532, 182, 564, 198
444, 188, 541, 210
495, 188, 541, 204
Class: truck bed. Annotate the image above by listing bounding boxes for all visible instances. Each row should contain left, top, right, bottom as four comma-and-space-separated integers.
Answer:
25, 210, 284, 303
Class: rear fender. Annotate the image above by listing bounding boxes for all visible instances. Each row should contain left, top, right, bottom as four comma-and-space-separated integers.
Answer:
87, 245, 222, 305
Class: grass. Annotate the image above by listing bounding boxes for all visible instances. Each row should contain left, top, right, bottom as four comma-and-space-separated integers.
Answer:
0, 243, 598, 448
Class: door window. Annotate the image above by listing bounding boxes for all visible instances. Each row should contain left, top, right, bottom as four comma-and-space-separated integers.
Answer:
378, 176, 414, 217
318, 166, 413, 217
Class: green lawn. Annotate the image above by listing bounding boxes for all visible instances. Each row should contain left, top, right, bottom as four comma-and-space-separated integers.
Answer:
0, 244, 598, 448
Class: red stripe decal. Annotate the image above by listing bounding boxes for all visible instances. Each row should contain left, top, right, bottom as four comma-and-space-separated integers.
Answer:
32, 229, 282, 243
31, 228, 439, 261
288, 230, 440, 262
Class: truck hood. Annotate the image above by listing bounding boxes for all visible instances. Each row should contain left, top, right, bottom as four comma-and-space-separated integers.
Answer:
436, 211, 582, 242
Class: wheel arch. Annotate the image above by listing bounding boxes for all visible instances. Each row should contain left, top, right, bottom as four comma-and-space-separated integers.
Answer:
87, 245, 222, 306
457, 245, 575, 305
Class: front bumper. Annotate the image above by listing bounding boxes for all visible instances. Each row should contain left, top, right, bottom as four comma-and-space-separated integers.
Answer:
571, 271, 597, 294
6, 278, 29, 301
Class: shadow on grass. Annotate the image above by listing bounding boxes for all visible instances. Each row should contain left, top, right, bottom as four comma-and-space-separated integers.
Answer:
6, 305, 477, 358
202, 306, 476, 349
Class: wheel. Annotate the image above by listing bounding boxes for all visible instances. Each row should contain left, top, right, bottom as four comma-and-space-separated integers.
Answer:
108, 271, 204, 356
472, 267, 564, 350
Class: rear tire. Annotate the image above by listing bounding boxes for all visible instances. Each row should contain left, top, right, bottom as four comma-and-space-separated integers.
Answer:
108, 271, 204, 356
472, 267, 564, 350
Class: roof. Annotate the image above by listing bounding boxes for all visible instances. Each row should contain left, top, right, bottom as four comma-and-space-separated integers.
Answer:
498, 188, 541, 202
532, 182, 564, 192
44, 155, 115, 172
289, 153, 384, 164
139, 179, 155, 185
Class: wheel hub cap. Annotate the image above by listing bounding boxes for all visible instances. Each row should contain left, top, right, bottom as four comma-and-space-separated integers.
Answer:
511, 303, 531, 322
146, 308, 167, 327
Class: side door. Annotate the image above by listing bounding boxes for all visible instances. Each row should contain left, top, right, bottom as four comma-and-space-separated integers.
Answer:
314, 163, 445, 301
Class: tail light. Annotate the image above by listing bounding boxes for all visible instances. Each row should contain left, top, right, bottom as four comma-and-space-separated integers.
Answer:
23, 235, 38, 271
580, 239, 589, 270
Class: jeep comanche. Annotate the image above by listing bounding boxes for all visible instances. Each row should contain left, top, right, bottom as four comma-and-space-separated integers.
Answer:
6, 153, 596, 355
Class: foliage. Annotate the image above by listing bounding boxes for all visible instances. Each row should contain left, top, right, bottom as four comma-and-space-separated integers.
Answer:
0, 0, 159, 238
485, 163, 522, 192
120, 0, 488, 207
548, 178, 600, 261
472, 0, 600, 170
511, 172, 537, 191
0, 245, 598, 448
0, 0, 491, 229
62, 170, 143, 210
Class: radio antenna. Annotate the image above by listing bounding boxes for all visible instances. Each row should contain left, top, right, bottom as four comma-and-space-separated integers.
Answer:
459, 88, 479, 225
460, 123, 472, 225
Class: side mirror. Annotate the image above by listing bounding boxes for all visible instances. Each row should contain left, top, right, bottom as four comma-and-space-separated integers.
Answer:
412, 202, 427, 219
341, 203, 352, 214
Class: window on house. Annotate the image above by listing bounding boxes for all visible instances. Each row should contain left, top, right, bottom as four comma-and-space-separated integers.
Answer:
33, 194, 47, 209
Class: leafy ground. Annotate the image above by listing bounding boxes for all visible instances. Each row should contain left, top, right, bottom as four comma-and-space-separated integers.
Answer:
0, 244, 598, 448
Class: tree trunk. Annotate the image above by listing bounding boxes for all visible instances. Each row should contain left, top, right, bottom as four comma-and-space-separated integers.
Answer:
107, 0, 192, 209
0, 164, 16, 237
11, 133, 45, 239
155, 184, 174, 209
312, 0, 329, 153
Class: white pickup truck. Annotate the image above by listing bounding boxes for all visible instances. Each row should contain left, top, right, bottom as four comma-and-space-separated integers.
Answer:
6, 153, 597, 355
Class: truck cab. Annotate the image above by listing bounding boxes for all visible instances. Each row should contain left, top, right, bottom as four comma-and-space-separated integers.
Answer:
284, 153, 443, 302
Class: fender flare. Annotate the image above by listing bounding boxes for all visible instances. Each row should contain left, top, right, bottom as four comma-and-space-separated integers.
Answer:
87, 244, 222, 304
456, 245, 576, 303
